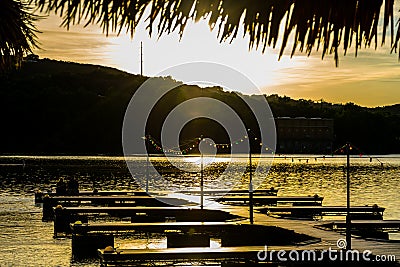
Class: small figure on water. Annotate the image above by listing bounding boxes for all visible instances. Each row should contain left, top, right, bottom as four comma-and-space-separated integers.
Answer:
56, 178, 67, 195
67, 177, 79, 195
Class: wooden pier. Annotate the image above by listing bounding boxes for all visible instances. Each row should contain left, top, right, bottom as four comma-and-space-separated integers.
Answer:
178, 188, 278, 196
71, 221, 241, 234
36, 188, 277, 204
97, 246, 264, 266
317, 220, 400, 232
315, 220, 400, 240
226, 206, 400, 264
45, 195, 186, 205
33, 190, 400, 265
35, 190, 151, 203
258, 206, 385, 219
216, 195, 323, 206
70, 221, 319, 256
97, 246, 399, 267
70, 221, 317, 244
53, 206, 243, 236
42, 195, 195, 221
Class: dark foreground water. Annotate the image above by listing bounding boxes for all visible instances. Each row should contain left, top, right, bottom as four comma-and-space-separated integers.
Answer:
0, 155, 399, 266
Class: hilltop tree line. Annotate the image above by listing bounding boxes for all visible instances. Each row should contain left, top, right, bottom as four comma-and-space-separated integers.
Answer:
0, 59, 399, 155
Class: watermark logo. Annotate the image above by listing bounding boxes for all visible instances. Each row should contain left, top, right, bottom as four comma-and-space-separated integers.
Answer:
336, 238, 347, 249
257, 239, 396, 263
122, 62, 276, 206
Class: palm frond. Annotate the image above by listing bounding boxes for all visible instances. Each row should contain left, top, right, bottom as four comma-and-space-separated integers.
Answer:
32, 0, 399, 65
0, 0, 40, 71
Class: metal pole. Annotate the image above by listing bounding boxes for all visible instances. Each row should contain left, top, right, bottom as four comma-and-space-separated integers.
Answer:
346, 142, 352, 250
142, 135, 150, 194
140, 42, 143, 76
146, 154, 149, 194
249, 148, 254, 224
201, 151, 204, 209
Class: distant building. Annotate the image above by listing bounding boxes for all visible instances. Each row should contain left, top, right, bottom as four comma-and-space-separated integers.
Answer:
275, 117, 334, 154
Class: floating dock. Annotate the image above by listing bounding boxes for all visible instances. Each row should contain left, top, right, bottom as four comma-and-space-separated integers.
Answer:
97, 245, 399, 267
70, 221, 317, 244
317, 220, 400, 232
71, 221, 319, 256
36, 188, 278, 203
258, 206, 385, 219
33, 191, 400, 265
225, 206, 400, 264
35, 190, 155, 203
42, 195, 196, 221
97, 246, 264, 266
216, 195, 323, 205
71, 221, 240, 234
53, 206, 242, 236
315, 220, 400, 240
178, 188, 278, 196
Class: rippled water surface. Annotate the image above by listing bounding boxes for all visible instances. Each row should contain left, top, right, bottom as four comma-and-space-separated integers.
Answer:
0, 155, 399, 266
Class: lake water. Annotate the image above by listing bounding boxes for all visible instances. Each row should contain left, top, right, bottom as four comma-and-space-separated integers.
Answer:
0, 155, 399, 266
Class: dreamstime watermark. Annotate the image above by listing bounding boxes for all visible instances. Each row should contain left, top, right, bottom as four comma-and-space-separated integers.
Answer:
257, 239, 396, 263
122, 62, 276, 206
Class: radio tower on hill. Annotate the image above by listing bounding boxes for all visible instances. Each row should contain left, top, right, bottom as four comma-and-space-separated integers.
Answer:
140, 42, 143, 76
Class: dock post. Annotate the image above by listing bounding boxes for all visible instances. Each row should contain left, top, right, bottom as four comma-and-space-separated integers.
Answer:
42, 195, 54, 221
346, 142, 352, 250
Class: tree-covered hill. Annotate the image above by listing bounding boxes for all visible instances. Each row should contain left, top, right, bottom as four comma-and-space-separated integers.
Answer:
0, 59, 399, 154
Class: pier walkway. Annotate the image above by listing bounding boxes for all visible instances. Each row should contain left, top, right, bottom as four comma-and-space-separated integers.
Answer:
216, 196, 323, 205
35, 190, 151, 203
53, 206, 242, 236
178, 189, 278, 196
317, 220, 400, 232
259, 206, 385, 219
225, 206, 400, 262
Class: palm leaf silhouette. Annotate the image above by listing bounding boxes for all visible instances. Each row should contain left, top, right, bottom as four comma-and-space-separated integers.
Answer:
31, 0, 399, 66
0, 0, 39, 71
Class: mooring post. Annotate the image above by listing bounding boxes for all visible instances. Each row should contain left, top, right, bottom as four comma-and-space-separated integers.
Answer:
346, 142, 352, 250
42, 195, 54, 221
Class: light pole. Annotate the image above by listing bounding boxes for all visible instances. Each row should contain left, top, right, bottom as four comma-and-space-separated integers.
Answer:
146, 153, 149, 194
247, 129, 254, 224
199, 137, 205, 209
346, 142, 352, 250
201, 150, 204, 209
249, 147, 254, 224
142, 136, 149, 194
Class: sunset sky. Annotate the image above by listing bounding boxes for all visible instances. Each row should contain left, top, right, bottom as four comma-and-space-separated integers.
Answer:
33, 8, 400, 108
